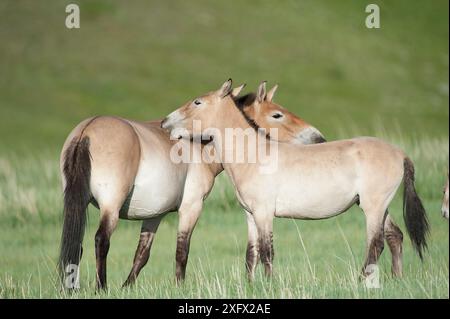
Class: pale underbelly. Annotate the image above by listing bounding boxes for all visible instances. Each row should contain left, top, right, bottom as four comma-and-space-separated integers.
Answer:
274, 191, 358, 220
90, 169, 186, 220
120, 162, 187, 220
119, 184, 183, 220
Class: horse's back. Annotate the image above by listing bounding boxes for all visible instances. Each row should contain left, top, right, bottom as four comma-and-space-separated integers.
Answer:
298, 136, 405, 166
312, 136, 406, 187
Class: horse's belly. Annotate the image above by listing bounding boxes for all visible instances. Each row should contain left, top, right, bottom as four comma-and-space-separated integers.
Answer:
275, 185, 358, 220
121, 162, 187, 220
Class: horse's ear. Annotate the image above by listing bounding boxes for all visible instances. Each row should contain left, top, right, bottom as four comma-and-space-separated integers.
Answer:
266, 84, 278, 102
231, 84, 246, 98
218, 78, 233, 98
256, 81, 267, 103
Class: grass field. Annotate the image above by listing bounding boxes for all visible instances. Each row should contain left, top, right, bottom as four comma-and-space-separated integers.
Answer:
0, 1, 448, 298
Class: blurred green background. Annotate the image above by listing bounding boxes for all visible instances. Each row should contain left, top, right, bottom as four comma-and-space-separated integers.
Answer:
0, 0, 448, 298
0, 0, 448, 152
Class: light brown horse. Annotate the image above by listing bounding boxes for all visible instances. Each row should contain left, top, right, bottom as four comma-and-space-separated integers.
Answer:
162, 79, 430, 281
235, 84, 405, 278
58, 84, 325, 290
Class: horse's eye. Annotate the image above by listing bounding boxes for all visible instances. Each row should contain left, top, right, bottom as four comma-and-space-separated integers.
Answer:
272, 113, 283, 119
194, 99, 202, 106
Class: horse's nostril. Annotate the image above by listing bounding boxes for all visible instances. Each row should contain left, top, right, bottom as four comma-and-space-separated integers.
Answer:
161, 119, 167, 129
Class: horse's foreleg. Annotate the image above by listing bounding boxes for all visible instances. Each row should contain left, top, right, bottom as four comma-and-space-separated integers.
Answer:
95, 208, 119, 291
384, 213, 403, 277
123, 217, 163, 287
175, 200, 203, 284
245, 210, 259, 282
253, 213, 274, 278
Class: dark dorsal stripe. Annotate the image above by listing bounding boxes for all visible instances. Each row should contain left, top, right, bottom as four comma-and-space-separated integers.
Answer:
233, 93, 270, 140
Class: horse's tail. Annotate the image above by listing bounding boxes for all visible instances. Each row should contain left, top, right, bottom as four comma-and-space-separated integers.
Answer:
403, 157, 429, 260
58, 135, 91, 286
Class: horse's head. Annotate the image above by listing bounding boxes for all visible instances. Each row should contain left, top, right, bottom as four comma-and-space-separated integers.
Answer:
442, 173, 449, 220
237, 82, 325, 144
161, 79, 235, 138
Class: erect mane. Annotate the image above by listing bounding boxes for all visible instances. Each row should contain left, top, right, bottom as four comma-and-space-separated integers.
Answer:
234, 93, 257, 109
232, 93, 270, 140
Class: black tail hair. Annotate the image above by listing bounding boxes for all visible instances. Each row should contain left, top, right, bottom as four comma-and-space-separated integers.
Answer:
58, 136, 91, 285
403, 157, 429, 260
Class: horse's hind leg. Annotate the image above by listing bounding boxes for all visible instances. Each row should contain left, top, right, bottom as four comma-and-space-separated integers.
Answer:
384, 213, 403, 277
123, 216, 163, 287
95, 207, 119, 290
361, 208, 388, 277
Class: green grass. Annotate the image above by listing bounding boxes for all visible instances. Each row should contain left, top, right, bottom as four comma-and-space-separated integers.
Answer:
0, 132, 448, 298
0, 0, 448, 298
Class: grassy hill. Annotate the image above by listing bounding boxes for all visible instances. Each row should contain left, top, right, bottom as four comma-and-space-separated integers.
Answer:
0, 0, 448, 152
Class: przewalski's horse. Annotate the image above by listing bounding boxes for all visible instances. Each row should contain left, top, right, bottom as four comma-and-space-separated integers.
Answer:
162, 79, 430, 281
443, 173, 449, 219
58, 84, 325, 290
235, 84, 405, 278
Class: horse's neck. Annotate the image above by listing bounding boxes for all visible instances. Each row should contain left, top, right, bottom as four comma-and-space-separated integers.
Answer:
215, 98, 252, 133
213, 100, 270, 185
